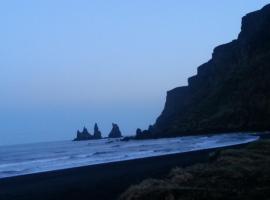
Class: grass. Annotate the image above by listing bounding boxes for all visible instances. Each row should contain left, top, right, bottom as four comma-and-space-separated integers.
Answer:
119, 140, 270, 200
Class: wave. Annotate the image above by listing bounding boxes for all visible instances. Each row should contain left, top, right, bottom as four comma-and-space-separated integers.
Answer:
0, 133, 259, 179
92, 151, 113, 156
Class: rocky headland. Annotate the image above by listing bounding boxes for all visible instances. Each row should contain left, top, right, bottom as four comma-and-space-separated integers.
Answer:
134, 4, 270, 139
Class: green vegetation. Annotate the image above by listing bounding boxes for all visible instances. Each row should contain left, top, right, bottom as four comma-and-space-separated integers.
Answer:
120, 140, 270, 200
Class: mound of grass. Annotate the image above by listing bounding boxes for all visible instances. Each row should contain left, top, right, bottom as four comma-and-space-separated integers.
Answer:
120, 140, 270, 200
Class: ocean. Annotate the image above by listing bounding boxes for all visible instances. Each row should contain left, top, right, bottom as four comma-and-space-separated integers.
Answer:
0, 133, 259, 179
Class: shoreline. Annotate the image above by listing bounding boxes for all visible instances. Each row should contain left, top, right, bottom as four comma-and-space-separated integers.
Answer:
0, 141, 256, 200
0, 132, 259, 179
120, 138, 270, 200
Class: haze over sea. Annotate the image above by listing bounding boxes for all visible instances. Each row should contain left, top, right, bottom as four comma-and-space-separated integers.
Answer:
0, 1, 269, 145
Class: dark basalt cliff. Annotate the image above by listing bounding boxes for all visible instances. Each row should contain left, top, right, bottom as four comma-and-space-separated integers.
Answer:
143, 4, 270, 138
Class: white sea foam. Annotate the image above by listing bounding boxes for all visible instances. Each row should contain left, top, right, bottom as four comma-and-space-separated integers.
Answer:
0, 133, 259, 178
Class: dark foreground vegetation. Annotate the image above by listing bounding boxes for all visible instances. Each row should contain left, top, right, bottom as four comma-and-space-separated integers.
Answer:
120, 139, 270, 200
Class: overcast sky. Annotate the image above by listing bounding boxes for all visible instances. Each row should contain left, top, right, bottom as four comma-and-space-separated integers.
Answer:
0, 0, 269, 146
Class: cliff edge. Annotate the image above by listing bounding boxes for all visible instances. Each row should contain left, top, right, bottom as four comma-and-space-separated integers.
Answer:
146, 4, 270, 137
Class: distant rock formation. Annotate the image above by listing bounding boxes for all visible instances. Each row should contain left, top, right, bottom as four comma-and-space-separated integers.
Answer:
73, 124, 103, 141
136, 4, 270, 139
135, 127, 154, 139
136, 128, 142, 136
93, 123, 102, 139
74, 127, 92, 141
108, 123, 122, 138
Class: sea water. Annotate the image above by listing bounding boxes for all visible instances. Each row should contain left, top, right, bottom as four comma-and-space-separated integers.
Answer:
0, 133, 259, 179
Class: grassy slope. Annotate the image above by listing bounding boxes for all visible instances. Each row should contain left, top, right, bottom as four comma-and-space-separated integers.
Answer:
120, 140, 270, 200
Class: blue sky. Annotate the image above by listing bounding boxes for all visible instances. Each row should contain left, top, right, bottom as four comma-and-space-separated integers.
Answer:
0, 1, 269, 145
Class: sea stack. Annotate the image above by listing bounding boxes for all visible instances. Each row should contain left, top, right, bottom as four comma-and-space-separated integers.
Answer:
108, 123, 122, 138
74, 127, 92, 141
73, 124, 103, 141
93, 123, 102, 139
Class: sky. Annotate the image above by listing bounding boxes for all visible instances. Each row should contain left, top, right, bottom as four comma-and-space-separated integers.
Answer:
0, 0, 269, 146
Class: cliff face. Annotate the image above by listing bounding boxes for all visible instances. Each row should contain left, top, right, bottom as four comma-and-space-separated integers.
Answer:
151, 4, 270, 137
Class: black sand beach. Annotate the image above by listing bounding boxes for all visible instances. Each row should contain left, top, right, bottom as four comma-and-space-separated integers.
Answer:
0, 142, 253, 200
120, 138, 270, 200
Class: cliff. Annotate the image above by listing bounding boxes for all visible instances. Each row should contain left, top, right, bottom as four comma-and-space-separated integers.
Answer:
143, 4, 270, 138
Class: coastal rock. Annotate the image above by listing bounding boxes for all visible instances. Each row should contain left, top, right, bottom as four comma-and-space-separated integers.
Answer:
136, 128, 142, 136
140, 4, 270, 138
135, 128, 153, 139
74, 124, 103, 141
74, 127, 92, 141
93, 123, 102, 139
108, 123, 122, 138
